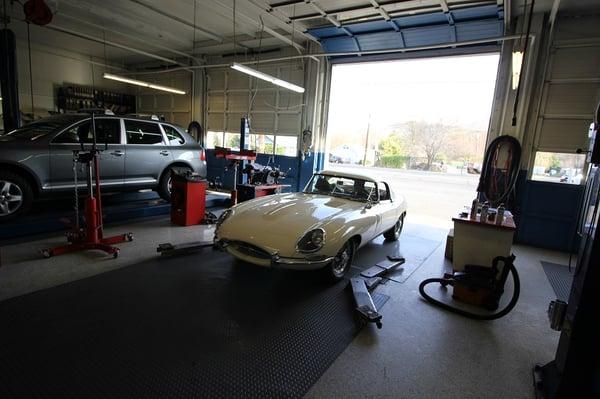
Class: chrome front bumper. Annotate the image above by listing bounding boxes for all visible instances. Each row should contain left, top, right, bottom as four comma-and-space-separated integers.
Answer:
215, 238, 334, 270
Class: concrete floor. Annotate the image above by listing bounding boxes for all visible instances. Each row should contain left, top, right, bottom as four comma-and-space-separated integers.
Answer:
0, 216, 565, 398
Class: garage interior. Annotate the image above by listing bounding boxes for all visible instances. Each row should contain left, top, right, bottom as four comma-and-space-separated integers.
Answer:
1, 0, 599, 398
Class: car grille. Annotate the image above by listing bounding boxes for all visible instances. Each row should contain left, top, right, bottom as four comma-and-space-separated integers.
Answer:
231, 241, 272, 259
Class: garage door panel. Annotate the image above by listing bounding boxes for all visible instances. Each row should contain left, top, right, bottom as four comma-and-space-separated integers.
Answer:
173, 94, 189, 110
227, 92, 249, 112
207, 113, 224, 132
403, 25, 452, 47
550, 47, 600, 80
278, 91, 303, 109
226, 113, 244, 132
249, 113, 276, 132
208, 95, 225, 112
277, 114, 301, 135
251, 90, 276, 111
139, 95, 155, 109
172, 112, 191, 127
545, 84, 600, 115
537, 118, 591, 152
208, 72, 226, 90
156, 95, 172, 110
227, 72, 250, 90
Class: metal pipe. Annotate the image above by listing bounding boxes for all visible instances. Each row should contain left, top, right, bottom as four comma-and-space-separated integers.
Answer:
129, 34, 530, 74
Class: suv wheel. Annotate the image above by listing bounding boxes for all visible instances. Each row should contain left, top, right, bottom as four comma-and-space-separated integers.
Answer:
0, 171, 33, 221
158, 166, 192, 202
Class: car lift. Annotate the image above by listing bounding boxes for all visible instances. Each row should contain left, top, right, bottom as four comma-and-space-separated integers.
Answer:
350, 257, 405, 329
41, 112, 132, 258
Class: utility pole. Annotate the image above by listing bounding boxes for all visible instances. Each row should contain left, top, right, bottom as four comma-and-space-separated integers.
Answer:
363, 113, 371, 166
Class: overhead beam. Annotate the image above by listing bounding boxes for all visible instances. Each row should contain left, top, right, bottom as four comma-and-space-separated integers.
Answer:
288, 0, 495, 21
245, 0, 320, 43
61, 0, 191, 49
212, 0, 305, 51
46, 24, 188, 67
128, 0, 224, 43
57, 13, 201, 63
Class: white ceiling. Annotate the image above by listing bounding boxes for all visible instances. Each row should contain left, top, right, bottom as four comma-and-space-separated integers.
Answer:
2, 0, 599, 68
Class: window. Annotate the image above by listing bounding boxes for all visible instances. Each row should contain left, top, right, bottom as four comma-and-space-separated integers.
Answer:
206, 131, 224, 149
162, 124, 185, 145
249, 134, 275, 154
125, 120, 163, 145
379, 182, 391, 201
224, 132, 240, 150
305, 174, 377, 202
53, 119, 121, 144
531, 151, 587, 184
275, 136, 298, 156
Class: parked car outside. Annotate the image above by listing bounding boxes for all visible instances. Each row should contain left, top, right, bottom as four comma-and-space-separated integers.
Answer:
0, 113, 206, 220
215, 170, 407, 281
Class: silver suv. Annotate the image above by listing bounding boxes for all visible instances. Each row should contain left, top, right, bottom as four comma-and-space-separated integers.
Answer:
0, 114, 207, 220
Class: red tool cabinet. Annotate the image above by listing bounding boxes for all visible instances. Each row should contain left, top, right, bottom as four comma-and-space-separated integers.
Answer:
170, 172, 207, 226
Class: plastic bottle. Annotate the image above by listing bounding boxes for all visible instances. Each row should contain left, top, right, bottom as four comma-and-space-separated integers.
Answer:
496, 204, 505, 225
469, 198, 479, 220
480, 201, 490, 223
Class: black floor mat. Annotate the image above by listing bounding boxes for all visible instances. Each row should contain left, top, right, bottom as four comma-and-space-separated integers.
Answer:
541, 261, 574, 301
0, 251, 388, 399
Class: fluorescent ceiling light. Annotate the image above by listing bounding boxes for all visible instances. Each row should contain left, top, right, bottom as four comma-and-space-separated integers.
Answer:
230, 63, 305, 93
103, 73, 186, 95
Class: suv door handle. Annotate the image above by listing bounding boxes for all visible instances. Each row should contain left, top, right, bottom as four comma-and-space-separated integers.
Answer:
160, 150, 170, 156
110, 150, 124, 156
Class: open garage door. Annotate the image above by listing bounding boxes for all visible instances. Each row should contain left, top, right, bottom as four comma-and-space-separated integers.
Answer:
324, 53, 500, 227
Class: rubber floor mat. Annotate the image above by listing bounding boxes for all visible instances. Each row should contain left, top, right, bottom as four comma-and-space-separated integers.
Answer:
0, 251, 388, 399
541, 261, 573, 301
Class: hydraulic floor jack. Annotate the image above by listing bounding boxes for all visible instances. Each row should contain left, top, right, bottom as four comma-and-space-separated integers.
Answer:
351, 257, 405, 329
41, 117, 132, 258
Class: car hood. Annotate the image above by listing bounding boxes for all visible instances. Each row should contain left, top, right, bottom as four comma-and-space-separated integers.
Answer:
217, 192, 363, 255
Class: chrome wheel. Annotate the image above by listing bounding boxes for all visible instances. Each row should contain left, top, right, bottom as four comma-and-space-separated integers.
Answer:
331, 242, 353, 277
0, 180, 24, 217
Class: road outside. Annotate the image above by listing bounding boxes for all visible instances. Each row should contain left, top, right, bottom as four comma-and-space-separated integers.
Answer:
327, 164, 480, 228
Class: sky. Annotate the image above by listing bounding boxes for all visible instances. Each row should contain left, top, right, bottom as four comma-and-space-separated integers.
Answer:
327, 53, 500, 136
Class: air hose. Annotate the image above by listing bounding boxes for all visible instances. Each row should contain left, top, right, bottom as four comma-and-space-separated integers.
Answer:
418, 263, 520, 320
477, 135, 522, 207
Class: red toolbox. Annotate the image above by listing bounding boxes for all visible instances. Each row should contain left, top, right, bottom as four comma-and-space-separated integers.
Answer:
170, 171, 207, 226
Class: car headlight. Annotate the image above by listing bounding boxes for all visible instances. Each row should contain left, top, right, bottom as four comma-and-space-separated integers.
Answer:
216, 209, 232, 229
297, 228, 326, 253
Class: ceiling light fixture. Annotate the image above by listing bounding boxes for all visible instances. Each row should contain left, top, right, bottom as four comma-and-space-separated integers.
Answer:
511, 51, 523, 91
102, 73, 186, 95
230, 63, 305, 93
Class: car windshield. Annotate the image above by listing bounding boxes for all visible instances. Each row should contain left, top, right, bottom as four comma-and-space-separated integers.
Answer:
304, 174, 378, 202
7, 121, 65, 140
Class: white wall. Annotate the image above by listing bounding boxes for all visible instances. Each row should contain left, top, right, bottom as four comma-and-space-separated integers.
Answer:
16, 39, 133, 118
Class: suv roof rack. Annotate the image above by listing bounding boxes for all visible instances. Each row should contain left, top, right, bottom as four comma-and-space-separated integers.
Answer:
123, 113, 164, 121
77, 108, 115, 115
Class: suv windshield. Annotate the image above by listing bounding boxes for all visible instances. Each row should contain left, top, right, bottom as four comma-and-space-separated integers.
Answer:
304, 174, 378, 202
7, 121, 66, 140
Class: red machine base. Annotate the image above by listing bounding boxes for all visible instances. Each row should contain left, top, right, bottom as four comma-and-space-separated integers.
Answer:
42, 233, 133, 258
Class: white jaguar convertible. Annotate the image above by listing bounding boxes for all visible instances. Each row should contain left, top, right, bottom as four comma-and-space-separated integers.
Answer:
214, 170, 407, 280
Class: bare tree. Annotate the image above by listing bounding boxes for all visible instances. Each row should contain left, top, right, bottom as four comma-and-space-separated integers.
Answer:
405, 121, 450, 170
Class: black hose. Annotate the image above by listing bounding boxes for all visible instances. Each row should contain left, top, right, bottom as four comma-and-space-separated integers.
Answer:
477, 135, 522, 207
418, 263, 520, 320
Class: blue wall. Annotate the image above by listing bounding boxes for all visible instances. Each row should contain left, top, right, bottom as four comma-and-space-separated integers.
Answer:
206, 150, 320, 192
514, 171, 585, 252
